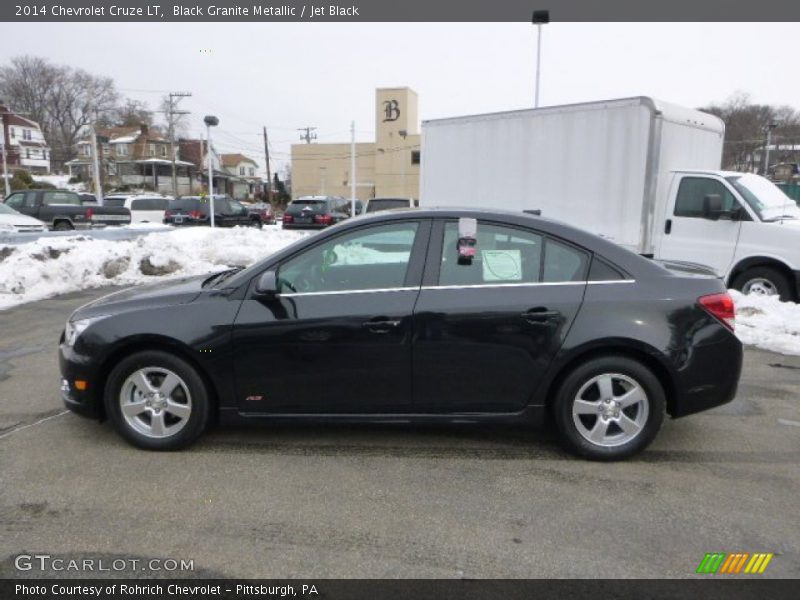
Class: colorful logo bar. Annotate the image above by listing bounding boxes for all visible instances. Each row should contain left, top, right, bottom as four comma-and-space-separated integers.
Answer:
696, 552, 774, 574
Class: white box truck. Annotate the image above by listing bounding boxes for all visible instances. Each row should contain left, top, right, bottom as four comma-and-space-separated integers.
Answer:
421, 97, 800, 301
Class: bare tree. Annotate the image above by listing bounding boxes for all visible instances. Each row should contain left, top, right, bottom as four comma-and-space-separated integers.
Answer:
0, 55, 119, 169
109, 99, 154, 128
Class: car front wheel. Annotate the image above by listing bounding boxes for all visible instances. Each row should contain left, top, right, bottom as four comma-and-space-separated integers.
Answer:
553, 356, 665, 461
732, 266, 793, 302
104, 350, 211, 450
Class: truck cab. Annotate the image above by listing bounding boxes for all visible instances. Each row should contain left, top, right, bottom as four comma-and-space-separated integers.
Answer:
657, 170, 800, 301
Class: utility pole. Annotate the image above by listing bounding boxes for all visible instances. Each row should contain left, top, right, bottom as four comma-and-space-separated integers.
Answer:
764, 120, 778, 177
167, 92, 191, 196
90, 119, 103, 205
298, 127, 317, 144
263, 126, 273, 204
350, 121, 356, 216
0, 112, 9, 197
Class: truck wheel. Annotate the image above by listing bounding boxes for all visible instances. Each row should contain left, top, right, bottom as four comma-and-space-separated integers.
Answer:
552, 355, 665, 461
732, 267, 793, 302
104, 350, 211, 450
53, 221, 73, 231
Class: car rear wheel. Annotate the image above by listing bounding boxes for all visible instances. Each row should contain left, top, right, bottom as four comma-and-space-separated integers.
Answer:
553, 356, 665, 461
53, 221, 73, 231
104, 351, 210, 450
732, 266, 793, 302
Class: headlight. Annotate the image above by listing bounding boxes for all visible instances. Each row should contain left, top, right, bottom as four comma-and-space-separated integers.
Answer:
0, 223, 15, 232
64, 316, 108, 347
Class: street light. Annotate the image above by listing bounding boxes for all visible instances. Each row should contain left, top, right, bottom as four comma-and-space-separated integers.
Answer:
204, 115, 219, 227
532, 10, 550, 108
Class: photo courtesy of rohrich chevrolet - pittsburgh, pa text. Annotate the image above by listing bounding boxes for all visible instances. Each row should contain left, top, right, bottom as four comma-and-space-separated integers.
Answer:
0, 1, 797, 599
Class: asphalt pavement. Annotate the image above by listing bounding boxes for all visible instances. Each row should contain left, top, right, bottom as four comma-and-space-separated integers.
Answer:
1, 287, 798, 578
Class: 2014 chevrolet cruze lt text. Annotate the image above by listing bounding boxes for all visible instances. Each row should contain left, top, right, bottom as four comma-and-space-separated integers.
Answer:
59, 208, 743, 460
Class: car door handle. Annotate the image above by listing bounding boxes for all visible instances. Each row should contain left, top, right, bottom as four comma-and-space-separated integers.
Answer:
665, 219, 672, 234
363, 318, 402, 333
521, 308, 559, 323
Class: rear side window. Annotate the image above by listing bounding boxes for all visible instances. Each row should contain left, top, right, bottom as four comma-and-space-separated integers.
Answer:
439, 222, 589, 286
103, 197, 126, 208
588, 258, 626, 281
674, 177, 737, 218
42, 191, 80, 206
542, 238, 590, 283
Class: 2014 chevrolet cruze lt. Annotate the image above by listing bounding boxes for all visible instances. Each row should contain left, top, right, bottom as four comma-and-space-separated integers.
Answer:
59, 208, 742, 460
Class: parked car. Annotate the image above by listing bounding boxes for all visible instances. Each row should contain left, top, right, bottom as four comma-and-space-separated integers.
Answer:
0, 202, 47, 234
163, 195, 254, 228
365, 197, 418, 213
104, 194, 171, 224
2, 189, 131, 230
246, 202, 275, 226
282, 196, 350, 229
59, 208, 742, 459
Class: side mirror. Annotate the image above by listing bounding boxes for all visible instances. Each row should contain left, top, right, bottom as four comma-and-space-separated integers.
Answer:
702, 194, 724, 220
255, 270, 278, 296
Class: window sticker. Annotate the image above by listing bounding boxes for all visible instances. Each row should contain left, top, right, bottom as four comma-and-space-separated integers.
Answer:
482, 249, 522, 281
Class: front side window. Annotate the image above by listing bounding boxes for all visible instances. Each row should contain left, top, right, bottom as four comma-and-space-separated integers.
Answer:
278, 222, 419, 294
439, 222, 589, 286
674, 177, 737, 218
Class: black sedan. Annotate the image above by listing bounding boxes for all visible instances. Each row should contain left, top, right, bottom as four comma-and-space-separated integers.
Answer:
164, 196, 254, 227
59, 208, 742, 460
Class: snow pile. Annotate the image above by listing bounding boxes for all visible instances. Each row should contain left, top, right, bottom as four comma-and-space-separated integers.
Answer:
0, 226, 307, 310
731, 290, 800, 356
32, 174, 84, 191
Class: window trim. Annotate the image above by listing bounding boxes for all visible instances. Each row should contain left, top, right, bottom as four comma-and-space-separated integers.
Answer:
673, 176, 741, 220
255, 219, 431, 297
427, 218, 593, 288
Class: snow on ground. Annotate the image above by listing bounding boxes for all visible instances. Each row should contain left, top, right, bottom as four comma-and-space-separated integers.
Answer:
32, 174, 84, 191
0, 226, 307, 310
1, 227, 799, 356
730, 290, 800, 356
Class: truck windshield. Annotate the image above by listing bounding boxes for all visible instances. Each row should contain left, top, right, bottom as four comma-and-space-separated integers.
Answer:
726, 174, 800, 221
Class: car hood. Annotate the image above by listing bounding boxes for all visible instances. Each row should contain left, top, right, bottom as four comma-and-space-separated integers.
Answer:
0, 213, 46, 227
73, 274, 208, 319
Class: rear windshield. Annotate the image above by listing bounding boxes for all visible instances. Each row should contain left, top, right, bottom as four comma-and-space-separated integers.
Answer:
132, 197, 169, 211
169, 197, 205, 211
42, 191, 81, 206
103, 198, 126, 207
366, 199, 409, 212
287, 200, 327, 215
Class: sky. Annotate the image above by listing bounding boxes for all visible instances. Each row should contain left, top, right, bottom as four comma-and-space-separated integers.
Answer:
1, 22, 799, 176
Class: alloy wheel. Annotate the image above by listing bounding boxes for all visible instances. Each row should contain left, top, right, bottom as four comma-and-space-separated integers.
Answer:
119, 367, 192, 439
572, 373, 649, 448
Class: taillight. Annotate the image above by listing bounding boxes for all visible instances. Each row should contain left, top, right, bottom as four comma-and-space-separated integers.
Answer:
188, 210, 203, 219
314, 214, 334, 225
698, 293, 735, 331
165, 209, 173, 217
283, 214, 294, 223
85, 207, 93, 219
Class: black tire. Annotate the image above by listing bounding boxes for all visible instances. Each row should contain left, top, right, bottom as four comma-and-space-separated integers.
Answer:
53, 221, 73, 231
552, 355, 665, 461
731, 266, 794, 302
104, 350, 211, 450
250, 217, 263, 229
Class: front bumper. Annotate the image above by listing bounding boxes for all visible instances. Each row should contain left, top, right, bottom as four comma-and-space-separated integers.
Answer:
59, 342, 102, 419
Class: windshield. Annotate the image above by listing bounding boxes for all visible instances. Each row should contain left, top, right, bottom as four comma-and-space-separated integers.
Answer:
0, 203, 20, 215
366, 199, 409, 212
726, 174, 800, 221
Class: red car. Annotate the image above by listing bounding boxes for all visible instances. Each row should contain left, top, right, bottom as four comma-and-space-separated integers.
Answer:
246, 202, 275, 226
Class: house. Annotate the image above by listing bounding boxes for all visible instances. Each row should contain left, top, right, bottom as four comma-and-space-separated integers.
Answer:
0, 104, 52, 174
67, 124, 196, 195
220, 153, 262, 199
